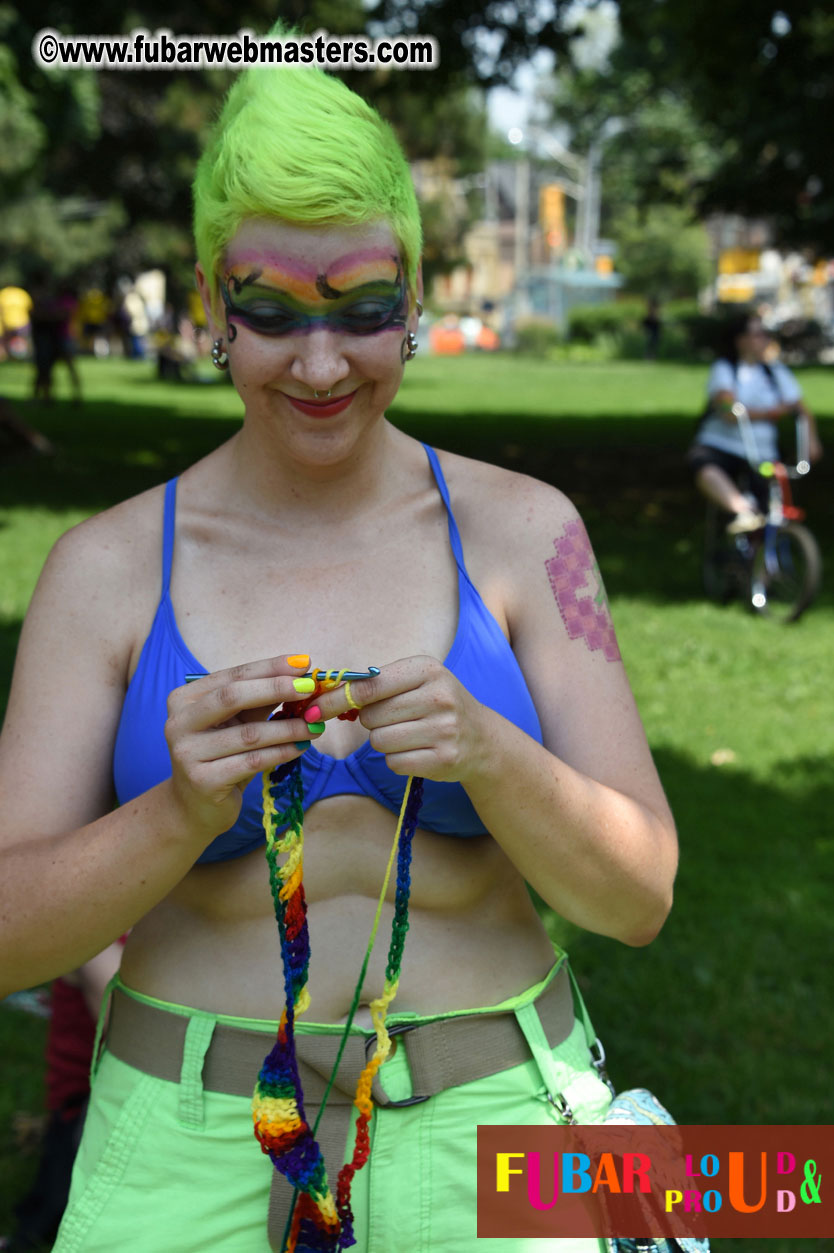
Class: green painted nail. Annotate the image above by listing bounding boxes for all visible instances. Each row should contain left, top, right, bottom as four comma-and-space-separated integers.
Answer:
306, 721, 325, 734
293, 677, 316, 693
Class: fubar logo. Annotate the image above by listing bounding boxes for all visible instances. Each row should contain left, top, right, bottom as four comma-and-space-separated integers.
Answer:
477, 1125, 829, 1239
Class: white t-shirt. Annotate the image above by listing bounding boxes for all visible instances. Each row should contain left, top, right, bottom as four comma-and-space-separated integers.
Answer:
697, 360, 802, 461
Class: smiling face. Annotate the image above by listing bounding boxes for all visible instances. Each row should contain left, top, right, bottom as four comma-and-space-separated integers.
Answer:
197, 218, 417, 457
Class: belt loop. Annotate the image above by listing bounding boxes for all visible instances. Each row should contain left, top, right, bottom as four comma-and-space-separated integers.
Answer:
177, 1014, 215, 1129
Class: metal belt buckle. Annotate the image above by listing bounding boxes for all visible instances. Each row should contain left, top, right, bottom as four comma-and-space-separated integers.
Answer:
365, 1021, 431, 1107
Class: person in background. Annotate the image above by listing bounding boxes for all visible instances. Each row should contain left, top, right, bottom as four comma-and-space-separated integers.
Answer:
76, 289, 113, 358
29, 280, 82, 406
642, 297, 662, 360
0, 286, 33, 361
688, 311, 823, 533
121, 285, 150, 359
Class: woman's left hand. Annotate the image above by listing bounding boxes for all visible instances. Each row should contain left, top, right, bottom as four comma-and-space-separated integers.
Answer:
313, 656, 491, 782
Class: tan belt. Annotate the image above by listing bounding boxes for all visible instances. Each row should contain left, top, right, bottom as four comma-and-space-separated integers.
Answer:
106, 968, 574, 1251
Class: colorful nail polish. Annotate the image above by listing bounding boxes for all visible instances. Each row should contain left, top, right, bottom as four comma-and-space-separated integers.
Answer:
293, 677, 316, 693
306, 720, 325, 734
303, 705, 322, 723
287, 654, 310, 669
294, 741, 311, 751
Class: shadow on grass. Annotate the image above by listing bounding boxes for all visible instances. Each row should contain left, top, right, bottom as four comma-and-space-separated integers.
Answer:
0, 399, 241, 518
4, 394, 830, 611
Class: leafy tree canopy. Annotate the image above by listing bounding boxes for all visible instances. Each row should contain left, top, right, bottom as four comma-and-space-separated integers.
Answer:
611, 0, 834, 252
613, 206, 713, 300
3, 0, 505, 292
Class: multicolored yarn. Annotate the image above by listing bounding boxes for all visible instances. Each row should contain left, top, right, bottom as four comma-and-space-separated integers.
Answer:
333, 774, 423, 1244
251, 668, 423, 1253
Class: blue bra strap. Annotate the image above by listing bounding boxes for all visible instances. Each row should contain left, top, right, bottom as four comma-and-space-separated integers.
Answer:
422, 443, 466, 572
161, 478, 178, 595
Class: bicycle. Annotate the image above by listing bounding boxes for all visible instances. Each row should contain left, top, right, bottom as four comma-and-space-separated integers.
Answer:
702, 406, 822, 623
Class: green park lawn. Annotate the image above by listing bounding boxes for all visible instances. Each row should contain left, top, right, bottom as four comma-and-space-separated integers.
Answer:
1, 353, 832, 1251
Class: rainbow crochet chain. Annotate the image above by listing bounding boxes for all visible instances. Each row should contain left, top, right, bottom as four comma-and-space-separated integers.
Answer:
251, 669, 423, 1252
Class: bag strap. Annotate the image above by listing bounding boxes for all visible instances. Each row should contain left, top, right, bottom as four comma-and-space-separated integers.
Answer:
561, 958, 616, 1097
565, 960, 597, 1050
513, 957, 611, 1123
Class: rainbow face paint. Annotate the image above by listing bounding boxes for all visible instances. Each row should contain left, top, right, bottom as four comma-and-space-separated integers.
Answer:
220, 250, 408, 340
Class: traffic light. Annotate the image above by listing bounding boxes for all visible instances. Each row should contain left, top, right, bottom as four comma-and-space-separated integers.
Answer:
539, 185, 565, 249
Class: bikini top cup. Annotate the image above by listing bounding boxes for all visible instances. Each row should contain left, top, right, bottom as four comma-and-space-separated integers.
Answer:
112, 445, 544, 862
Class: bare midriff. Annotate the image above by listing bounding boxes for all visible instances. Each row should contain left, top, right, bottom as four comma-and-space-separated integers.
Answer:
119, 794, 556, 1024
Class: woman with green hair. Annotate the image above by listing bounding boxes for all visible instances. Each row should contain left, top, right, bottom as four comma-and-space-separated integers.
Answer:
0, 58, 677, 1253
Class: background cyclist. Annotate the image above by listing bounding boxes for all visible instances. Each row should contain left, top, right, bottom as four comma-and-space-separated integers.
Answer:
689, 311, 823, 533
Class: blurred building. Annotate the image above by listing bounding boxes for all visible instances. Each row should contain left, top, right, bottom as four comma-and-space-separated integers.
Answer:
706, 213, 833, 326
420, 159, 622, 336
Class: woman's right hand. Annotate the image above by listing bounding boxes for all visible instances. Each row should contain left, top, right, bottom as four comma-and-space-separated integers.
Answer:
164, 655, 322, 840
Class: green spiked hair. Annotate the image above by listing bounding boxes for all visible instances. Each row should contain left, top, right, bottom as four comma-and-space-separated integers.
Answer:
193, 64, 422, 310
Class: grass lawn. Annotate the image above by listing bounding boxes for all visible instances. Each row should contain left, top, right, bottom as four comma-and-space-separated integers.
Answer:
1, 353, 832, 1251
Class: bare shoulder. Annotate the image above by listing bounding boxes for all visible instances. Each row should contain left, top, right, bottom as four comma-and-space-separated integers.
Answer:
0, 484, 169, 835
432, 447, 616, 664
46, 484, 164, 587
433, 446, 579, 564
30, 484, 167, 675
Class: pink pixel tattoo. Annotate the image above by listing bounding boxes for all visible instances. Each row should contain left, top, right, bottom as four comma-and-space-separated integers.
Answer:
545, 519, 621, 662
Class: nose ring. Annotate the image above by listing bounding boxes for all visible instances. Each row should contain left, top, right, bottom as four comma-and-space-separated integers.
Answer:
313, 389, 332, 399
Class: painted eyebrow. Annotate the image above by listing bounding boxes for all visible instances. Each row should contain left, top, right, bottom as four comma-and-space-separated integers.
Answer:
323, 252, 403, 285
223, 248, 402, 283
224, 268, 273, 297
224, 274, 405, 305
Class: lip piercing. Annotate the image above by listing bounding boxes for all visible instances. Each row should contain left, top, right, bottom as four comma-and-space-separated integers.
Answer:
313, 389, 332, 399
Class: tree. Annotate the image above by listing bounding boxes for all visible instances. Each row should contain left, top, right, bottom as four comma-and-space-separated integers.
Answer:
613, 206, 713, 299
3, 1, 498, 291
366, 0, 577, 86
612, 0, 834, 252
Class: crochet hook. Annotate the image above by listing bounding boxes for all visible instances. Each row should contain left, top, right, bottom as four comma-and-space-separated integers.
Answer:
303, 668, 380, 681
184, 667, 380, 684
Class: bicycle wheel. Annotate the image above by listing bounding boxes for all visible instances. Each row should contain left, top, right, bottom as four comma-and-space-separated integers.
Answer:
749, 522, 822, 623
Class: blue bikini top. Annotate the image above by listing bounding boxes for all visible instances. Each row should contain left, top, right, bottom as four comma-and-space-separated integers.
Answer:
112, 444, 544, 861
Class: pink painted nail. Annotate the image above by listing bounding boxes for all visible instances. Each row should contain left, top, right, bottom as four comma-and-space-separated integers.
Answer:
304, 705, 322, 723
